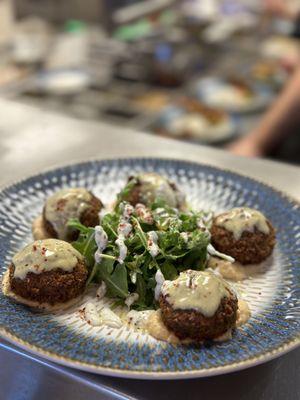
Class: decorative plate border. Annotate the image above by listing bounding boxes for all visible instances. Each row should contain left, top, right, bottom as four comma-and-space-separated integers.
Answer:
0, 157, 299, 379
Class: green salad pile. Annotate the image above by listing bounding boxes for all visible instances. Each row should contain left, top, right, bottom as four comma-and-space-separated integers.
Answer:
68, 201, 211, 310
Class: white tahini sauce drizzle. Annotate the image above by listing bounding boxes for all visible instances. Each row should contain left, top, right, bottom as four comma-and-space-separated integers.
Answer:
207, 243, 235, 263
96, 281, 107, 299
135, 203, 154, 224
94, 226, 108, 264
127, 310, 154, 330
117, 221, 132, 238
83, 303, 122, 328
161, 270, 234, 317
120, 203, 134, 220
44, 188, 92, 240
125, 292, 139, 307
197, 216, 212, 241
180, 232, 189, 243
99, 307, 123, 328
147, 231, 160, 257
115, 205, 134, 264
12, 239, 83, 280
154, 269, 165, 300
83, 303, 102, 326
130, 271, 137, 284
215, 207, 270, 240
115, 238, 127, 264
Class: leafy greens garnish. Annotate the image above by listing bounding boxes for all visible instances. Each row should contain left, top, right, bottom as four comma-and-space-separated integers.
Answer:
68, 201, 210, 310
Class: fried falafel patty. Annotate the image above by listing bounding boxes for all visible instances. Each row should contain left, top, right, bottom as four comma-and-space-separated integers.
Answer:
118, 172, 186, 209
41, 188, 103, 241
159, 270, 238, 342
211, 207, 275, 265
3, 239, 88, 308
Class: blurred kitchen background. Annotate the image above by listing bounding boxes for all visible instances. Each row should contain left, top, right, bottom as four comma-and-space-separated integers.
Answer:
0, 0, 299, 164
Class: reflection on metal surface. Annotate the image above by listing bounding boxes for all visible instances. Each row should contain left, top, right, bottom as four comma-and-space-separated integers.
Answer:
0, 342, 133, 400
1, 341, 299, 400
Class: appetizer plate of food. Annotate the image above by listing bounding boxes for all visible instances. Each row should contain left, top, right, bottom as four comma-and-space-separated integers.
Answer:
193, 77, 273, 114
261, 36, 300, 63
0, 158, 299, 379
154, 97, 236, 144
249, 60, 288, 91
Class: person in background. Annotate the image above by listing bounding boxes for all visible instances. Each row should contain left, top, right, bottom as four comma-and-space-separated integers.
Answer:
263, 0, 300, 27
265, 0, 300, 71
228, 0, 300, 161
228, 65, 300, 159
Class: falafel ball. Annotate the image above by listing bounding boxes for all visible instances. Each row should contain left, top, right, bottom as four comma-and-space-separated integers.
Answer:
117, 172, 186, 209
42, 188, 103, 241
3, 239, 88, 309
211, 207, 275, 264
159, 270, 238, 342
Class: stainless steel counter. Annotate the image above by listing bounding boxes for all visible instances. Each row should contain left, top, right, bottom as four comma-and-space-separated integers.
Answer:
1, 100, 299, 198
0, 99, 299, 399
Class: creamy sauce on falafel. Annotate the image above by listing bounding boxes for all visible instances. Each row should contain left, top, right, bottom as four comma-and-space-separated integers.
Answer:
45, 188, 92, 239
215, 207, 270, 240
12, 239, 83, 279
161, 270, 233, 317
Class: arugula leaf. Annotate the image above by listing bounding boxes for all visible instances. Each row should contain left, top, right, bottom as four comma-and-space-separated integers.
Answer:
98, 262, 129, 299
126, 252, 145, 271
147, 277, 156, 289
135, 273, 146, 305
92, 254, 112, 282
181, 247, 207, 271
101, 213, 119, 240
156, 231, 188, 260
187, 230, 210, 250
69, 220, 97, 269
160, 261, 178, 280
68, 219, 90, 234
131, 216, 148, 249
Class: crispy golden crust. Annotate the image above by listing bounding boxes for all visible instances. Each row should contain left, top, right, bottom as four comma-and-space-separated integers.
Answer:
9, 261, 88, 305
1, 269, 83, 311
159, 293, 238, 342
211, 220, 276, 265
42, 192, 103, 241
81, 195, 103, 226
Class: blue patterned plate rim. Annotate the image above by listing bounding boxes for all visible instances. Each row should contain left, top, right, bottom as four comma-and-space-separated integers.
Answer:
0, 157, 299, 379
